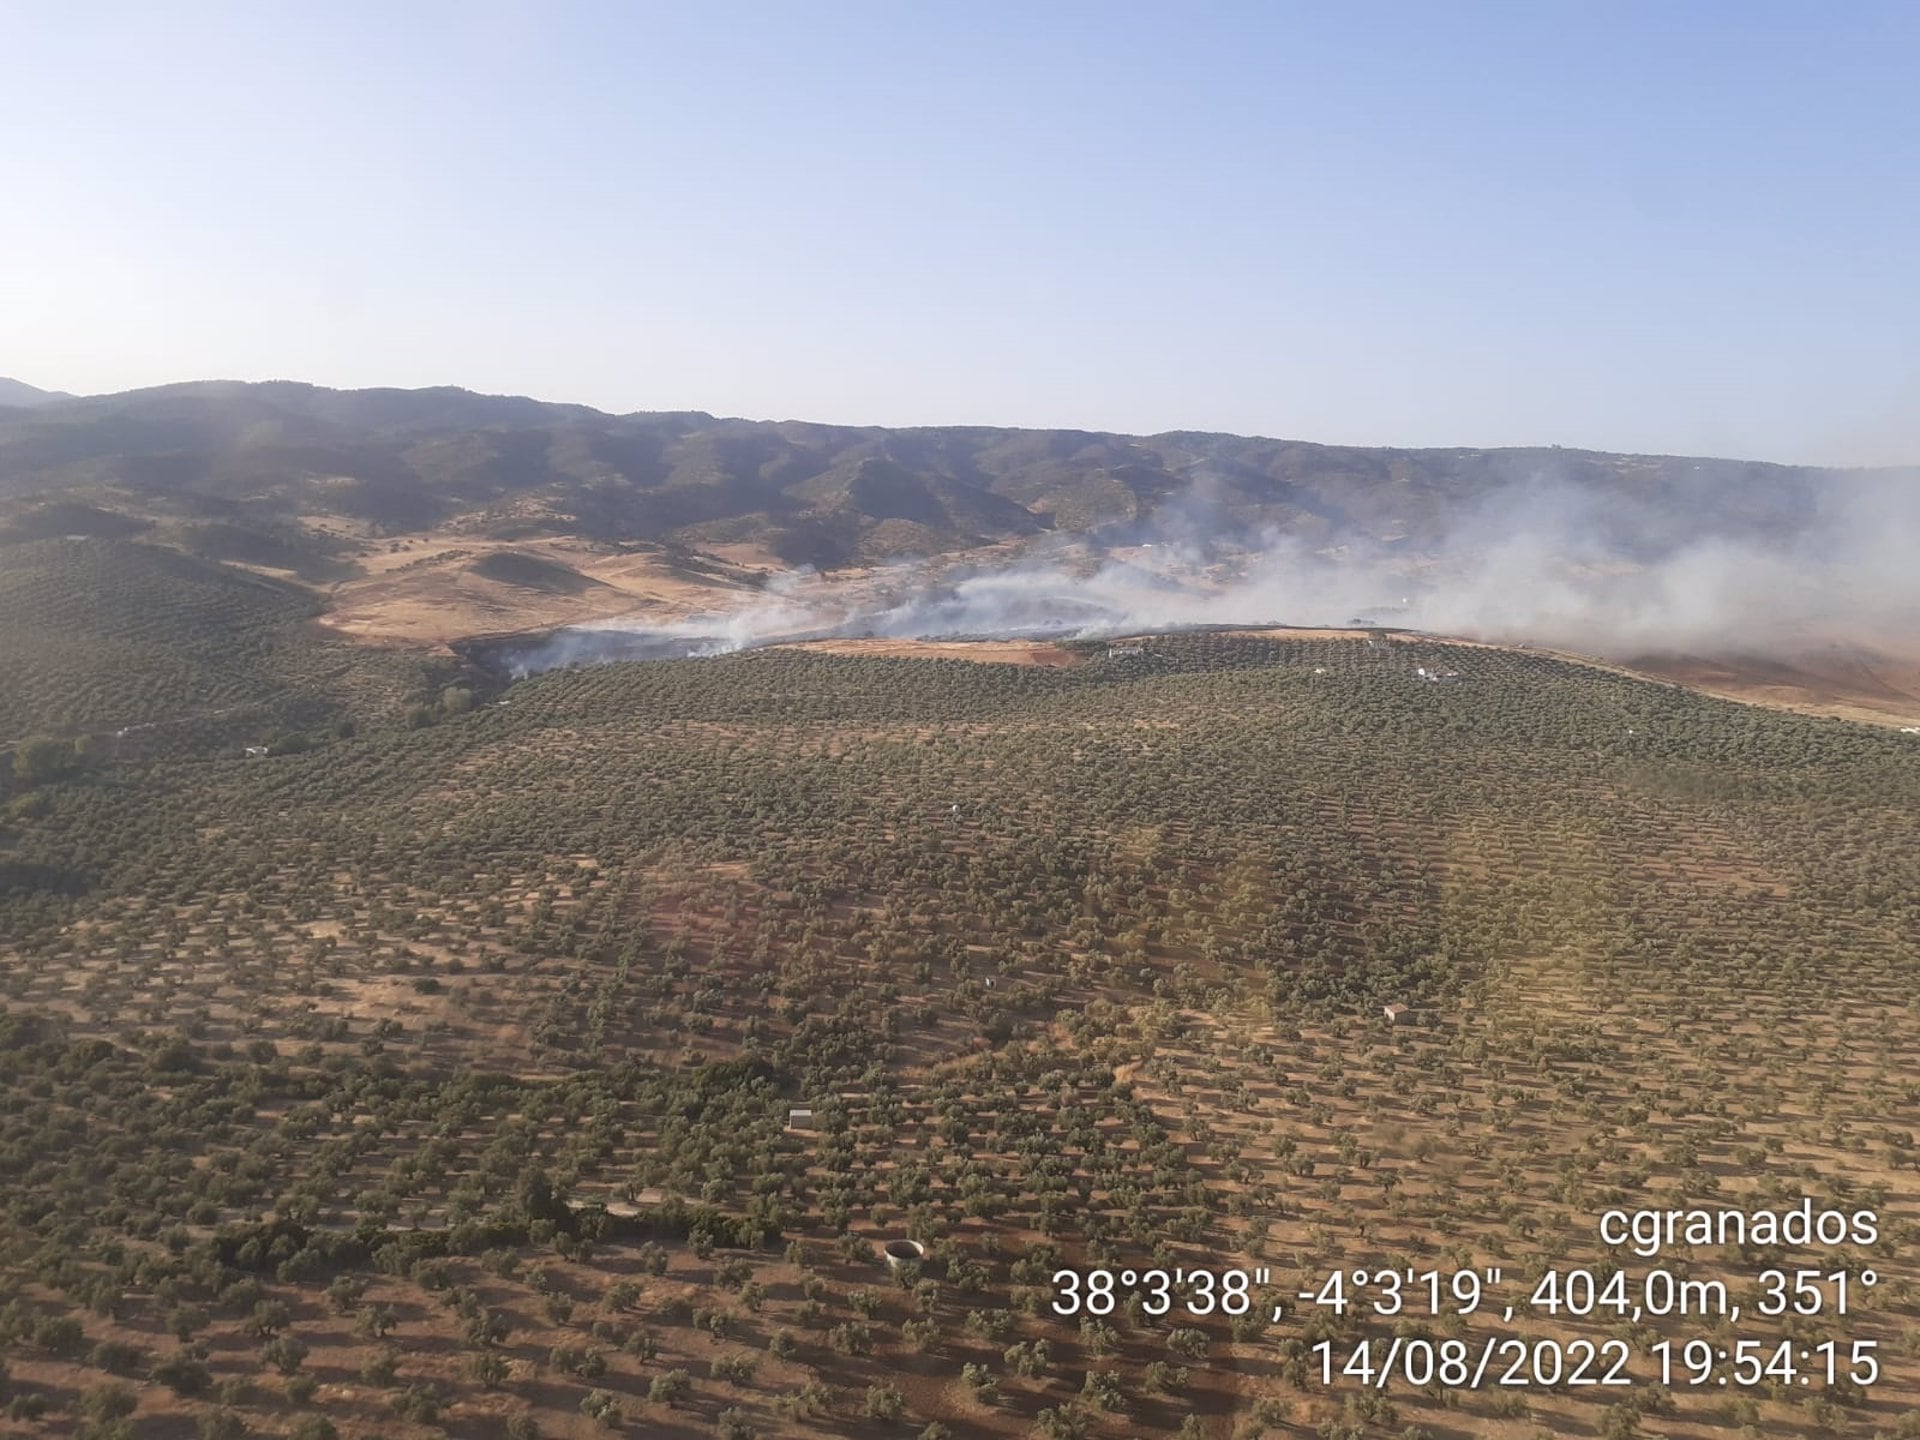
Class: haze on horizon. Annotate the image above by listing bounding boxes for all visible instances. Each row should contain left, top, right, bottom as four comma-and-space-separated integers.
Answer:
6, 1, 1920, 468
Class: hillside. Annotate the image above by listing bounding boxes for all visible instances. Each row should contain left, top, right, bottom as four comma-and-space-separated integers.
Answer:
0, 632, 1916, 1438
0, 386, 1916, 1434
0, 380, 1886, 567
0, 536, 436, 752
0, 377, 71, 408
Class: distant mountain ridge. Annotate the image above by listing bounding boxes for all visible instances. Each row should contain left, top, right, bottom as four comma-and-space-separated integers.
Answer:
0, 379, 1902, 568
0, 377, 73, 408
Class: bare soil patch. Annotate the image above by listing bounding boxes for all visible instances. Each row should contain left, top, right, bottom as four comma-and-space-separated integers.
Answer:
776, 637, 1083, 666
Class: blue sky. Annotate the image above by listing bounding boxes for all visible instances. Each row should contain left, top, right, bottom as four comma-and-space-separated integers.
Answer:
5, 2, 1917, 463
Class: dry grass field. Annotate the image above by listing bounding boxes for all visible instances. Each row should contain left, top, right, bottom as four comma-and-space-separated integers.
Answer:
1626, 636, 1920, 731
315, 537, 767, 649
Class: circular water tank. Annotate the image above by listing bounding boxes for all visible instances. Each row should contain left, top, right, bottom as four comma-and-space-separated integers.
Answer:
882, 1238, 927, 1271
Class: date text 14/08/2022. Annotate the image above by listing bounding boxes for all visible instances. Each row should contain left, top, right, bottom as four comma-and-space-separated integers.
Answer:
1313, 1336, 1878, 1392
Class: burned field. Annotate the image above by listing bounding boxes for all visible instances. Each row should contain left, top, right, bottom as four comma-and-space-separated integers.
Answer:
1, 632, 1918, 1439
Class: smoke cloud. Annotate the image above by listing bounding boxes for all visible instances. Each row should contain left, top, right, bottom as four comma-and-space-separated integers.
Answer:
496, 467, 1920, 676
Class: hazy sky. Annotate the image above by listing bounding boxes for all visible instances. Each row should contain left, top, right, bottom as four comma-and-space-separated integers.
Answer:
5, 2, 1918, 464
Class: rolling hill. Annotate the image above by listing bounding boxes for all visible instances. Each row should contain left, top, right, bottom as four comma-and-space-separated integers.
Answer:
0, 535, 430, 749
0, 380, 1890, 566
0, 376, 72, 408
0, 630, 1916, 1439
2, 379, 1916, 745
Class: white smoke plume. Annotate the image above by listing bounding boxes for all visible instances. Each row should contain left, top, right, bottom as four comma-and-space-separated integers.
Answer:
497, 467, 1920, 675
